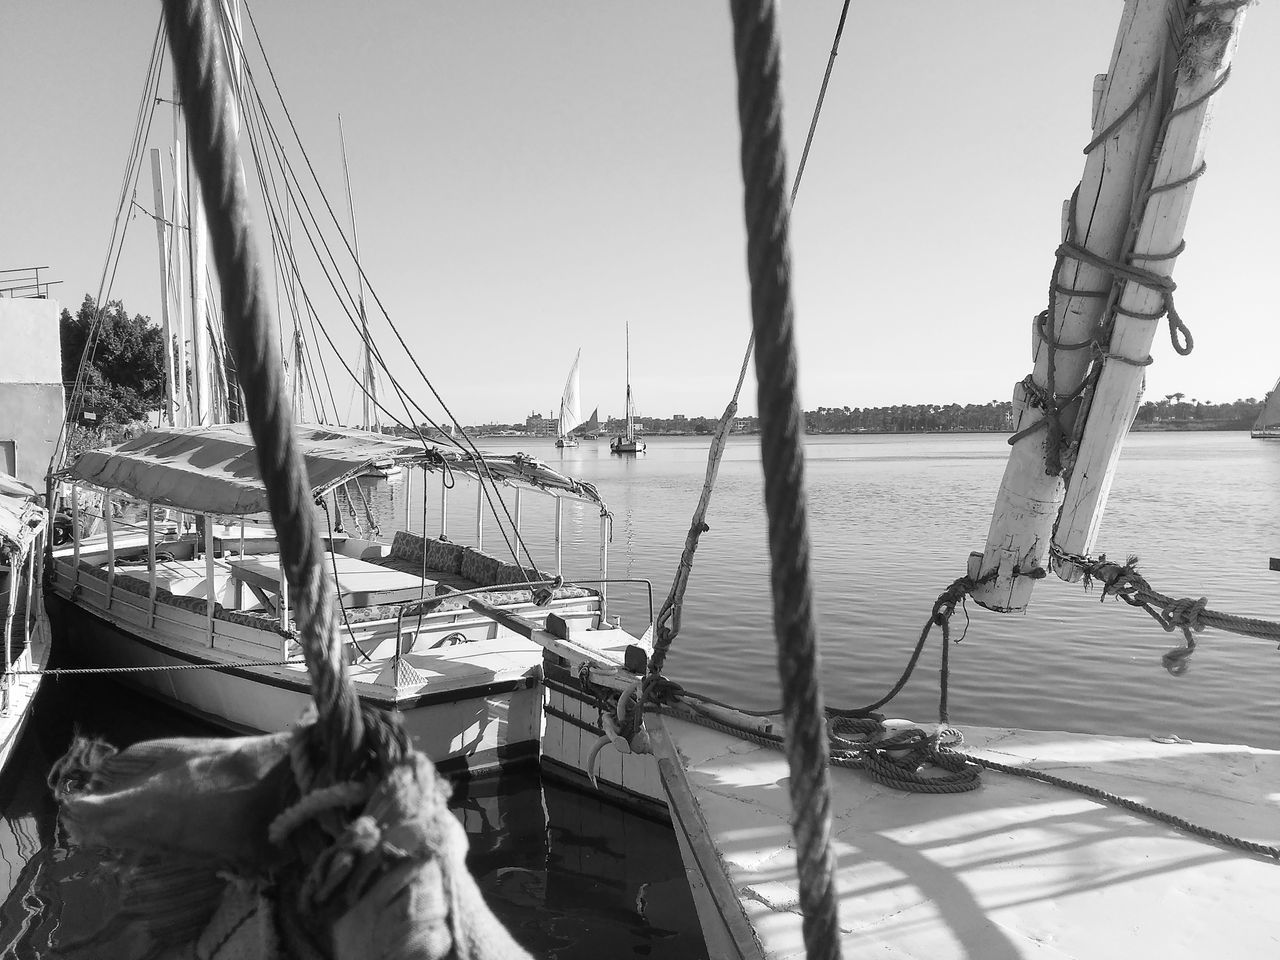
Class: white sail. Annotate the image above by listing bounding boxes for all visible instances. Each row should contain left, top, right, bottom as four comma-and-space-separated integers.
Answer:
559, 350, 583, 437
1252, 377, 1280, 438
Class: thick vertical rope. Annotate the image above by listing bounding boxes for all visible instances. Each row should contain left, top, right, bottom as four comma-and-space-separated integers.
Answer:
162, 0, 364, 778
648, 0, 852, 679
729, 3, 842, 958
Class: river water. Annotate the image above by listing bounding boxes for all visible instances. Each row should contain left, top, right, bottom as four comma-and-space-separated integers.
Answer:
3, 430, 1278, 956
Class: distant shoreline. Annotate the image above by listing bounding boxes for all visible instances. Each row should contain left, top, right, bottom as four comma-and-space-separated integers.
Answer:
467, 420, 1255, 440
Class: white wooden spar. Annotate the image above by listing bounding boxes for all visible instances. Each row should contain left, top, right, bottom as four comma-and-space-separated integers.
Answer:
1055, 4, 1247, 565
971, 0, 1246, 612
149, 148, 178, 427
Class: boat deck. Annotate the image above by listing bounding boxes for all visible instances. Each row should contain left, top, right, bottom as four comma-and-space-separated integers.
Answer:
656, 718, 1280, 959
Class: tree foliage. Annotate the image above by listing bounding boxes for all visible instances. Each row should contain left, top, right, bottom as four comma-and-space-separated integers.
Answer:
60, 294, 166, 426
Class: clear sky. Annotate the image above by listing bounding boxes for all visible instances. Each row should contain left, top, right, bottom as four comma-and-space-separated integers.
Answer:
4, 2, 1278, 426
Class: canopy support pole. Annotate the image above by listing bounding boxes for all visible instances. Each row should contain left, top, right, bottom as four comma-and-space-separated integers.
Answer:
148, 503, 158, 627
555, 496, 563, 577
439, 476, 448, 539
104, 491, 115, 609
204, 514, 216, 645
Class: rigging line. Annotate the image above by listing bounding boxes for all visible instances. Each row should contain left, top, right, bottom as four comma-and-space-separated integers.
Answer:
650, 0, 854, 669
723, 0, 854, 405
234, 67, 436, 440
231, 71, 416, 434
240, 3, 490, 452
56, 17, 168, 469
240, 81, 341, 425
239, 138, 541, 564
61, 19, 165, 417
249, 123, 338, 426
236, 3, 539, 571
241, 77, 325, 414
301, 299, 340, 423
220, 21, 423, 429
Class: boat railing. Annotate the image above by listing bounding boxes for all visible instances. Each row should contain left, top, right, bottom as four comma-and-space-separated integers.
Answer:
0, 265, 61, 299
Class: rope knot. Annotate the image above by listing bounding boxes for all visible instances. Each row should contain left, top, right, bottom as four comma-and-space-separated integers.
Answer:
1160, 596, 1208, 634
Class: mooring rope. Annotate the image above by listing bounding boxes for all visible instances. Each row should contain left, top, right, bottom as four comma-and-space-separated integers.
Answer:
729, 2, 841, 956
1053, 545, 1280, 674
163, 0, 368, 779
951, 747, 1280, 861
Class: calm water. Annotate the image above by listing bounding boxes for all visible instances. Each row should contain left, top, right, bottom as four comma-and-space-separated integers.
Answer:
3, 430, 1279, 955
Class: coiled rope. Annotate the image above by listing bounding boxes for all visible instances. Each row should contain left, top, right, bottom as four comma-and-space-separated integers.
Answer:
729, 2, 841, 958
163, 0, 369, 780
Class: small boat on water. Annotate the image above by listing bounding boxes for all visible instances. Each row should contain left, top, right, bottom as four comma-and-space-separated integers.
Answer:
1250, 377, 1280, 438
0, 471, 50, 777
610, 323, 645, 455
555, 349, 583, 449
46, 422, 611, 776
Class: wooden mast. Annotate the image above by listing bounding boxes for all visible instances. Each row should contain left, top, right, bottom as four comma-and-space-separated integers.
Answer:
149, 149, 177, 427
624, 321, 634, 441
170, 142, 189, 427
339, 115, 378, 433
972, 0, 1248, 612
1056, 3, 1248, 564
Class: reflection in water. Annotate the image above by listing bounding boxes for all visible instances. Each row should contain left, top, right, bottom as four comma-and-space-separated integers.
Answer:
0, 676, 706, 958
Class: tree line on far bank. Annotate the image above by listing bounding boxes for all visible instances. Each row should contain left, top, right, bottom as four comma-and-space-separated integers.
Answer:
56, 293, 1269, 435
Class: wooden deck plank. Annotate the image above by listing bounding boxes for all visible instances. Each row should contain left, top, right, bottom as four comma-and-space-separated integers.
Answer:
660, 717, 1280, 959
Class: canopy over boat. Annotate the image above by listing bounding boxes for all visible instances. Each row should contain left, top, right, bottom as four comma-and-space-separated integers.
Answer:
65, 423, 606, 515
0, 471, 40, 548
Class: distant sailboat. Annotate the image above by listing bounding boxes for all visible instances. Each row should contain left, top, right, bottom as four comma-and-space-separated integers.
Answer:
580, 406, 600, 440
556, 349, 583, 448
610, 323, 645, 455
1251, 378, 1280, 438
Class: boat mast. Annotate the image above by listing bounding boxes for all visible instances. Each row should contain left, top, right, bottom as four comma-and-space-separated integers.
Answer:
339, 115, 378, 432
185, 77, 210, 425
624, 322, 633, 441
170, 141, 189, 427
148, 148, 177, 427
972, 1, 1248, 612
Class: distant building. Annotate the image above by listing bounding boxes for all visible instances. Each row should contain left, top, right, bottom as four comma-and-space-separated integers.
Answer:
525, 410, 558, 437
0, 282, 63, 488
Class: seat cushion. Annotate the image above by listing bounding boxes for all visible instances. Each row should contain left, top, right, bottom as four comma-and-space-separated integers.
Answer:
424, 538, 463, 574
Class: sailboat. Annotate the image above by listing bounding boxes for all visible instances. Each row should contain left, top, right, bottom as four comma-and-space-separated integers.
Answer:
609, 323, 645, 455
1250, 377, 1280, 437
555, 349, 582, 448
46, 4, 615, 781
580, 406, 601, 440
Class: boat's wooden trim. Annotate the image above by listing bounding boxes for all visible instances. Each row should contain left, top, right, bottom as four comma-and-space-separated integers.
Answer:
649, 715, 764, 960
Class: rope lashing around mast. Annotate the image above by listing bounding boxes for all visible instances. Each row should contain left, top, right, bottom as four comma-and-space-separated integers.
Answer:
1054, 545, 1280, 675
1026, 4, 1247, 476
729, 1, 842, 957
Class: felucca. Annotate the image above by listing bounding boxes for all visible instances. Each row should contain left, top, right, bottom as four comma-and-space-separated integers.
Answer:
609, 322, 645, 455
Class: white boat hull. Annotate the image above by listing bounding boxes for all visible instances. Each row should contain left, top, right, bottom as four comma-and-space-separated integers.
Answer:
44, 556, 565, 776
0, 596, 50, 778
